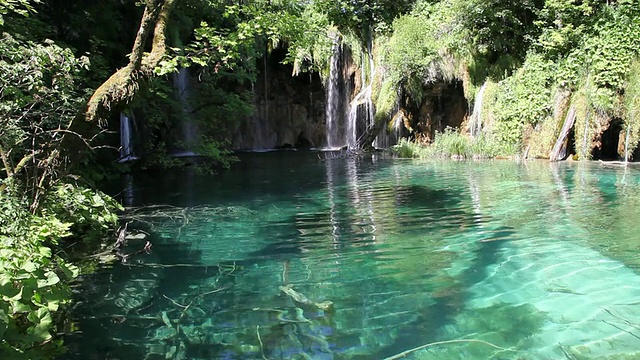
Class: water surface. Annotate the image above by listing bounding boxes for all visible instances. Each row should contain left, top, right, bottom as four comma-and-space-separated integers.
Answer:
65, 154, 640, 359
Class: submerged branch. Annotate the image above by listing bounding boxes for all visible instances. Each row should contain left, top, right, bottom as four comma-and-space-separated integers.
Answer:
383, 339, 516, 360
256, 325, 267, 360
279, 285, 334, 313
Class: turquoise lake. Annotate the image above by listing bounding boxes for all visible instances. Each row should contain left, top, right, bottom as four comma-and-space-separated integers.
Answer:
63, 153, 640, 359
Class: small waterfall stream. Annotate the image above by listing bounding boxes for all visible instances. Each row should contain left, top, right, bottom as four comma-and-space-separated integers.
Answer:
173, 68, 198, 155
346, 46, 375, 149
326, 36, 344, 149
469, 82, 487, 137
375, 106, 404, 149
119, 112, 135, 162
624, 124, 631, 163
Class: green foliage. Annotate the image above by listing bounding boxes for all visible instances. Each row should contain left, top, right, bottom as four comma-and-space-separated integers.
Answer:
391, 138, 429, 158
0, 7, 121, 356
535, 0, 603, 57
373, 78, 399, 122
314, 0, 414, 39
583, 8, 640, 110
429, 128, 469, 158
383, 11, 437, 83
391, 129, 501, 159
549, 3, 640, 105
0, 32, 88, 187
373, 0, 640, 160
0, 180, 118, 358
457, 0, 541, 63
492, 54, 554, 149
159, 0, 319, 75
0, 0, 37, 26
43, 184, 121, 240
284, 6, 332, 75
381, 0, 464, 100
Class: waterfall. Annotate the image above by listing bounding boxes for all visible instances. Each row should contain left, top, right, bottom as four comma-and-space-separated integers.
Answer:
173, 68, 198, 154
374, 98, 406, 149
581, 109, 591, 159
323, 30, 382, 150
263, 50, 269, 141
347, 83, 375, 149
119, 112, 135, 162
326, 36, 344, 149
469, 82, 487, 137
243, 81, 272, 150
375, 109, 404, 149
347, 94, 360, 149
346, 33, 376, 150
624, 123, 631, 163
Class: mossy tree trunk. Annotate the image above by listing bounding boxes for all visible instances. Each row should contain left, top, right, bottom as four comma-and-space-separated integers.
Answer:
360, 117, 385, 150
85, 0, 177, 124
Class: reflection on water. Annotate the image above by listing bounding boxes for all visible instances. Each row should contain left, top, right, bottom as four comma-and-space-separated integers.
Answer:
64, 155, 640, 359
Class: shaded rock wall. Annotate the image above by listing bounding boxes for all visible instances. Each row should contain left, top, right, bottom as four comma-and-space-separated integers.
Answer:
405, 80, 468, 142
229, 47, 468, 150
231, 48, 326, 150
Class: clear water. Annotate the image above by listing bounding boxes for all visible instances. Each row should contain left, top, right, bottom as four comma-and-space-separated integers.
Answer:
64, 153, 640, 360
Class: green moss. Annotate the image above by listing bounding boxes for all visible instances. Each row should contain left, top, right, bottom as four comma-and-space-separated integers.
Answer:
571, 86, 595, 160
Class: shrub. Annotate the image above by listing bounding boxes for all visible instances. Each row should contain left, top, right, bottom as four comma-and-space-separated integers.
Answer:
0, 180, 120, 358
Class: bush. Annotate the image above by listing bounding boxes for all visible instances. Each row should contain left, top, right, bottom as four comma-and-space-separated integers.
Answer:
0, 180, 120, 359
391, 129, 504, 159
391, 138, 428, 158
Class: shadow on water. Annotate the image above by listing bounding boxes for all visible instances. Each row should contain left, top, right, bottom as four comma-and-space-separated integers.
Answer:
370, 224, 517, 359
462, 227, 517, 286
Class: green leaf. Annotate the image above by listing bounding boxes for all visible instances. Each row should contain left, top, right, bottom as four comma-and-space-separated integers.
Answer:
10, 301, 30, 314
21, 261, 36, 273
36, 271, 59, 288
38, 246, 51, 258
4, 287, 22, 303
58, 262, 79, 279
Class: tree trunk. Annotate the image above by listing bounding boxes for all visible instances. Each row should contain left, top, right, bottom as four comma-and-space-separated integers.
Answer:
360, 116, 385, 150
85, 0, 177, 124
550, 105, 577, 161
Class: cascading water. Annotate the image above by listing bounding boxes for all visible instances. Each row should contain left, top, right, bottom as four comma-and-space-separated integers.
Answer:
347, 91, 364, 149
624, 124, 631, 163
469, 82, 487, 137
347, 85, 376, 149
375, 106, 405, 149
119, 112, 135, 162
346, 33, 377, 150
173, 68, 198, 155
325, 36, 345, 149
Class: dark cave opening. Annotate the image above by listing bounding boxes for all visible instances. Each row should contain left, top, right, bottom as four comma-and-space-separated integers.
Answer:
593, 118, 623, 161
